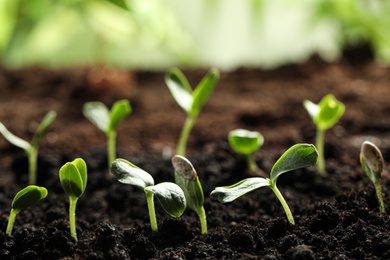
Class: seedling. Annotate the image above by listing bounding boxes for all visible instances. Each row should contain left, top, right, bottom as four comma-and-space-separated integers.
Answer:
165, 68, 219, 156
228, 129, 264, 172
83, 99, 131, 174
6, 185, 48, 236
111, 158, 186, 232
172, 155, 207, 234
0, 111, 56, 184
211, 144, 318, 225
303, 94, 345, 174
59, 158, 87, 241
360, 141, 386, 214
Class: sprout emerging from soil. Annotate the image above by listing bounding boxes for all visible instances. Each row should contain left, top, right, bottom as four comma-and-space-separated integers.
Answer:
6, 185, 48, 236
360, 141, 386, 214
303, 94, 345, 175
165, 68, 219, 156
228, 129, 264, 173
111, 158, 186, 232
83, 99, 131, 174
59, 158, 88, 241
211, 144, 318, 225
0, 111, 56, 184
172, 155, 207, 234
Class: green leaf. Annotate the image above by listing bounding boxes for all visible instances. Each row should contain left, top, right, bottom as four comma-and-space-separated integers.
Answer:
59, 159, 87, 198
172, 155, 204, 211
165, 68, 193, 113
190, 68, 219, 117
0, 122, 30, 150
12, 185, 48, 213
360, 141, 384, 184
31, 111, 56, 148
144, 182, 186, 218
83, 102, 110, 133
270, 144, 318, 182
111, 158, 154, 189
228, 129, 264, 156
108, 99, 132, 133
210, 177, 270, 203
316, 94, 345, 130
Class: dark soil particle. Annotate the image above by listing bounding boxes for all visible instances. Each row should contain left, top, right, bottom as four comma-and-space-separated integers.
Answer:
1, 57, 390, 258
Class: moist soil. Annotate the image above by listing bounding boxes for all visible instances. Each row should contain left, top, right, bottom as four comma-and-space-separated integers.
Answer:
1, 54, 390, 259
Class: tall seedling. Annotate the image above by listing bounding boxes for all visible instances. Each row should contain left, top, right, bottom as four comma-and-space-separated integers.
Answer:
83, 99, 131, 174
165, 68, 219, 156
0, 111, 56, 184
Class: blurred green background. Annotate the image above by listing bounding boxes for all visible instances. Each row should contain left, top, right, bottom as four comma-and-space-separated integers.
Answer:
1, 0, 389, 70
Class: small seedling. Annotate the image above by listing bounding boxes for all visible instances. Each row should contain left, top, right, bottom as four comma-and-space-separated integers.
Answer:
303, 94, 345, 174
172, 155, 207, 234
360, 141, 386, 214
6, 185, 48, 236
228, 129, 264, 172
83, 99, 131, 174
59, 158, 87, 241
165, 68, 219, 156
211, 144, 318, 225
111, 158, 186, 232
0, 111, 56, 184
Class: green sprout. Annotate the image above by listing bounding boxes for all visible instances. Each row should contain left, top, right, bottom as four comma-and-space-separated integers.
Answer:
83, 99, 132, 174
59, 158, 88, 241
6, 185, 48, 236
211, 144, 318, 225
111, 158, 186, 232
0, 111, 56, 184
228, 129, 264, 172
303, 94, 345, 175
360, 141, 386, 214
172, 155, 207, 234
165, 68, 219, 156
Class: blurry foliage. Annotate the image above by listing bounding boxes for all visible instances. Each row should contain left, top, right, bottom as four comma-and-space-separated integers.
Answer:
0, 0, 389, 69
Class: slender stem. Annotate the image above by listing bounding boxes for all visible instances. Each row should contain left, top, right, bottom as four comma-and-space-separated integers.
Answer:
107, 131, 116, 175
6, 209, 18, 236
196, 206, 208, 234
69, 196, 79, 241
28, 147, 38, 185
316, 128, 326, 175
145, 191, 158, 232
270, 184, 295, 225
375, 181, 386, 214
177, 115, 196, 156
246, 155, 259, 172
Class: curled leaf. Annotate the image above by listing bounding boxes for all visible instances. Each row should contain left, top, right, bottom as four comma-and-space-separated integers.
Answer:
12, 185, 48, 213
59, 158, 87, 198
360, 141, 384, 183
111, 159, 154, 189
228, 129, 264, 156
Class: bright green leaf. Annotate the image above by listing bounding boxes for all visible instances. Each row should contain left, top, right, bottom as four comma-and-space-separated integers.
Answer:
316, 94, 345, 130
144, 182, 186, 218
72, 158, 88, 192
83, 102, 110, 133
108, 99, 132, 133
111, 158, 154, 189
165, 68, 193, 113
12, 185, 48, 213
228, 129, 264, 156
59, 160, 87, 198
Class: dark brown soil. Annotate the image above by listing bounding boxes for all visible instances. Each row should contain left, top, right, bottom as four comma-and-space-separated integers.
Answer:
1, 54, 390, 259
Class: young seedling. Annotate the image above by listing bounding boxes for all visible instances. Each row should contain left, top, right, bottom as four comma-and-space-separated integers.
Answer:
6, 185, 48, 236
165, 68, 219, 156
59, 158, 87, 241
0, 111, 56, 184
83, 99, 131, 174
303, 94, 345, 175
211, 144, 318, 225
111, 158, 186, 232
172, 155, 207, 234
360, 141, 386, 214
228, 129, 264, 172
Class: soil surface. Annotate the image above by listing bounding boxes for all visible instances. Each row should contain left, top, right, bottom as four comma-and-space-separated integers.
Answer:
1, 52, 390, 259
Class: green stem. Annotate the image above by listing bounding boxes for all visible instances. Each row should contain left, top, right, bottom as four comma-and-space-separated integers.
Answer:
107, 131, 116, 175
270, 184, 295, 225
246, 155, 259, 172
69, 196, 79, 241
6, 209, 18, 236
145, 191, 158, 232
177, 115, 196, 156
196, 206, 208, 234
316, 128, 326, 175
28, 147, 38, 184
375, 181, 386, 214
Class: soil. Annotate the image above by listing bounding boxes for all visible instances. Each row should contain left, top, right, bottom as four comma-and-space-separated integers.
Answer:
1, 51, 390, 259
